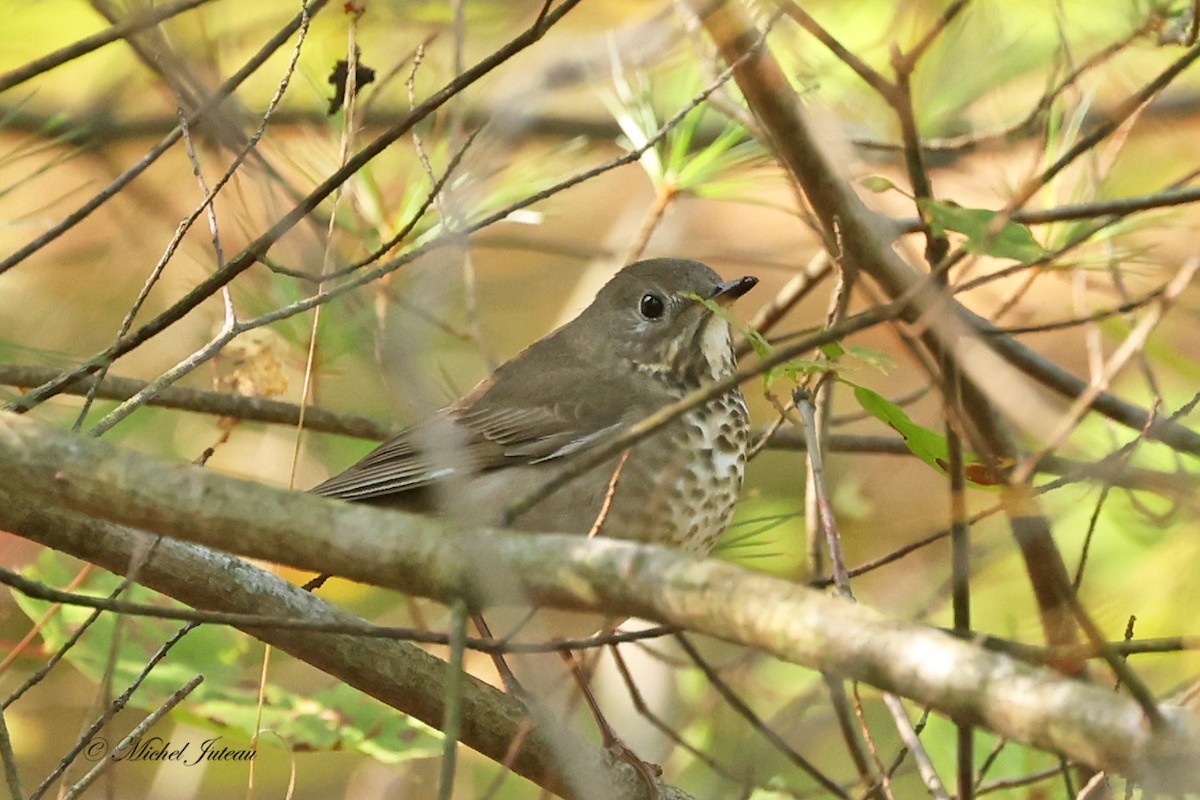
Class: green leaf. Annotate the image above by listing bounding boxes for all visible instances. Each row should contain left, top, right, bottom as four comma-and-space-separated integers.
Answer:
922, 199, 1047, 262
844, 345, 894, 374
600, 69, 762, 200
193, 685, 441, 763
848, 382, 949, 471
859, 175, 903, 194
764, 359, 832, 389
818, 342, 846, 359
744, 326, 773, 360
846, 382, 998, 485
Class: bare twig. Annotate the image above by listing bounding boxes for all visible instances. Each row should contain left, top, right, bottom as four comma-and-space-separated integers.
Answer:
588, 450, 632, 538
438, 601, 468, 800
0, 707, 22, 800
608, 646, 740, 783
675, 634, 847, 797
0, 363, 390, 440
0, 0, 332, 278
27, 622, 198, 800
881, 695, 951, 800
0, 0, 214, 93
794, 389, 849, 593
0, 564, 676, 654
1014, 258, 1200, 484
5, 0, 586, 413
60, 674, 204, 800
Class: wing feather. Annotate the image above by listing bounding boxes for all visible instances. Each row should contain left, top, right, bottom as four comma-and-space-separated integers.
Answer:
310, 399, 629, 502
310, 335, 672, 503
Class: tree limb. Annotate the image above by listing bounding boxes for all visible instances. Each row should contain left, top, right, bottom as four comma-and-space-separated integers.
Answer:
0, 485, 685, 800
1, 411, 1197, 788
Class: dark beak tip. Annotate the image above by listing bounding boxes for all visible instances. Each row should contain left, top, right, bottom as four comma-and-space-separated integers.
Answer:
712, 275, 758, 304
736, 275, 759, 294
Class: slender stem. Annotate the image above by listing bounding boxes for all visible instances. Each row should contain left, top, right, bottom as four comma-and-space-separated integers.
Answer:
60, 675, 204, 800
437, 601, 468, 800
0, 707, 23, 800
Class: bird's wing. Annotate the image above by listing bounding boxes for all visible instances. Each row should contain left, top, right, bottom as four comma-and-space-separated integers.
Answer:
309, 386, 629, 502
310, 326, 676, 503
308, 413, 478, 501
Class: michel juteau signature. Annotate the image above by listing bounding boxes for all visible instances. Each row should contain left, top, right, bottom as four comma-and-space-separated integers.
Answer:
90, 736, 256, 766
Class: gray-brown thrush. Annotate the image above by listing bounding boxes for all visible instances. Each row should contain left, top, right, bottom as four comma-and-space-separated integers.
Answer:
311, 257, 756, 554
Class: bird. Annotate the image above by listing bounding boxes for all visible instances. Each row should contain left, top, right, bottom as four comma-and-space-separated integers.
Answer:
312, 257, 760, 747
310, 257, 757, 556
312, 258, 757, 548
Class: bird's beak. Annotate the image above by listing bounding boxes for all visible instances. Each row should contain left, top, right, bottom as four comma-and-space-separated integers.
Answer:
709, 276, 758, 307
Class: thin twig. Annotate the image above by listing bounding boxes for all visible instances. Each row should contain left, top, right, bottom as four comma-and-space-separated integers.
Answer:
437, 601, 468, 800
776, 2, 891, 96
0, 564, 678, 654
0, 363, 390, 440
623, 187, 677, 265
0, 707, 23, 800
0, 0, 214, 93
796, 382, 949, 798
60, 674, 204, 800
897, 0, 971, 69
881, 696, 951, 800
0, 0, 332, 278
27, 623, 199, 800
289, 1, 356, 484
588, 450, 631, 538
1014, 258, 1200, 484
794, 389, 849, 592
479, 716, 534, 800
5, 0, 586, 412
975, 765, 1065, 795
675, 634, 848, 798
608, 646, 740, 784
851, 685, 896, 800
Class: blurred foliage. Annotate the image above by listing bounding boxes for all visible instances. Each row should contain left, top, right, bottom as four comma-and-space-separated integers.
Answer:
14, 551, 442, 763
2, 0, 1199, 798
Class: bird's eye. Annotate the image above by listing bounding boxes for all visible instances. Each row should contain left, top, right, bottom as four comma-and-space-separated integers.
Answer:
639, 293, 665, 320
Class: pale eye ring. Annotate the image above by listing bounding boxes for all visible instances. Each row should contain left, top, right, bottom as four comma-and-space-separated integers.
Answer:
639, 293, 665, 320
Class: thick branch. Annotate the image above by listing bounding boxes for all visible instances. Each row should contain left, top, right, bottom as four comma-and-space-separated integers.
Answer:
0, 491, 680, 800
0, 412, 1197, 787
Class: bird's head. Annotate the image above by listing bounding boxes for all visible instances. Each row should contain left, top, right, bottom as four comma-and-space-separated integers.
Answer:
571, 258, 757, 388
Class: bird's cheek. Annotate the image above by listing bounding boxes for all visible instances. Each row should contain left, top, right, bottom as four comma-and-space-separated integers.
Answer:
622, 320, 663, 356
629, 318, 656, 336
